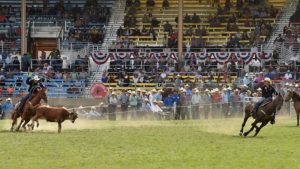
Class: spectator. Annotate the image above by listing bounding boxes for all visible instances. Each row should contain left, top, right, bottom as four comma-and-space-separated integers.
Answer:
54, 71, 63, 79
108, 92, 118, 120
274, 34, 284, 43
162, 0, 169, 8
163, 21, 172, 33
129, 91, 138, 119
284, 70, 293, 81
119, 90, 129, 120
16, 77, 23, 87
1, 98, 14, 119
191, 89, 200, 119
7, 84, 14, 96
192, 13, 200, 23
184, 13, 191, 23
146, 0, 155, 7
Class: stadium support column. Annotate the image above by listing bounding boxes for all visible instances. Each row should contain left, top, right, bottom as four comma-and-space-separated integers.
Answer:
21, 0, 27, 55
177, 0, 183, 72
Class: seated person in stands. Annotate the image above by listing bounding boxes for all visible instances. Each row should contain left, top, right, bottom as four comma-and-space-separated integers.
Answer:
133, 27, 141, 36
141, 26, 149, 36
63, 71, 71, 82
101, 72, 109, 83
117, 26, 124, 37
146, 0, 155, 7
151, 17, 160, 27
54, 71, 63, 79
79, 69, 88, 80
162, 0, 169, 8
192, 13, 200, 23
124, 27, 133, 36
16, 77, 23, 87
274, 34, 285, 43
134, 0, 140, 7
126, 0, 133, 7
184, 13, 191, 23
122, 75, 131, 87
143, 13, 150, 23
71, 70, 79, 81
163, 21, 173, 33
184, 26, 193, 36
74, 55, 83, 65
128, 6, 136, 15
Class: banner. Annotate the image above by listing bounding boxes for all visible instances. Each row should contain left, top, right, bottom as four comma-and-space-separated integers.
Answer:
91, 51, 272, 65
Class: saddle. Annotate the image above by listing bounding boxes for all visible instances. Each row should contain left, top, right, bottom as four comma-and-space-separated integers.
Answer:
259, 99, 272, 108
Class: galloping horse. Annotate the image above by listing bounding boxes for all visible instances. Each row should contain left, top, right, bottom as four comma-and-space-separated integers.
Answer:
284, 90, 300, 126
239, 94, 284, 137
11, 87, 47, 131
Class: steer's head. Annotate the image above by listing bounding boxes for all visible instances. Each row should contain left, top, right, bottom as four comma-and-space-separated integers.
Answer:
69, 109, 78, 123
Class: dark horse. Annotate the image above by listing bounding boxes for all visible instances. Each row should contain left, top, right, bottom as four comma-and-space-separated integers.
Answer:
239, 94, 284, 137
284, 90, 300, 126
11, 87, 48, 131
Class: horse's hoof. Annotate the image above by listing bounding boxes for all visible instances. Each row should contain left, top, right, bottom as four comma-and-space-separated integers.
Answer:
243, 133, 248, 137
239, 132, 243, 136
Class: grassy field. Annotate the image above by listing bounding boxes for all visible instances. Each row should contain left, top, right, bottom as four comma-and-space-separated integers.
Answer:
0, 117, 299, 169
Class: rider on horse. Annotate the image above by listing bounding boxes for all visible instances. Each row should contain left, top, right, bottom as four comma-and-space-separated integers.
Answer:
251, 77, 277, 124
16, 75, 45, 115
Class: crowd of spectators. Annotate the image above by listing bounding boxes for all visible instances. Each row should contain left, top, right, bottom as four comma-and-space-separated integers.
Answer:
121, 0, 279, 49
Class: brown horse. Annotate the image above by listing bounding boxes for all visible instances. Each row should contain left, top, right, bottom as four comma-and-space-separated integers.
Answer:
284, 90, 300, 126
239, 94, 284, 137
11, 87, 48, 131
28, 103, 78, 133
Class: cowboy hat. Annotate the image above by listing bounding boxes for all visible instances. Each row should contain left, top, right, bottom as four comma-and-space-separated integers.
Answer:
257, 88, 262, 91
227, 87, 232, 90
137, 88, 141, 92
6, 98, 11, 101
112, 92, 116, 95
264, 77, 271, 82
33, 75, 40, 81
205, 89, 210, 92
151, 89, 157, 92
295, 84, 299, 88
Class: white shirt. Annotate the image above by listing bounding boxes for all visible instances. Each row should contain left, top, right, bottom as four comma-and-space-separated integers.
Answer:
284, 73, 292, 80
191, 94, 201, 104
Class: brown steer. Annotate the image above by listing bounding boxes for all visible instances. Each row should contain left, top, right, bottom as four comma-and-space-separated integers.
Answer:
29, 102, 78, 133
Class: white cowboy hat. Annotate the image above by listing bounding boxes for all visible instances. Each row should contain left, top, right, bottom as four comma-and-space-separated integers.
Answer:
33, 75, 40, 81
151, 89, 157, 92
285, 83, 289, 86
257, 88, 262, 91
264, 77, 271, 83
112, 92, 116, 95
137, 88, 141, 92
6, 98, 11, 101
227, 87, 232, 90
205, 89, 210, 92
91, 106, 96, 110
295, 84, 299, 88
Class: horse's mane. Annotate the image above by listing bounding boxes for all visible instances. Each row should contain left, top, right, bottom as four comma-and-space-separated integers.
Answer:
292, 91, 300, 102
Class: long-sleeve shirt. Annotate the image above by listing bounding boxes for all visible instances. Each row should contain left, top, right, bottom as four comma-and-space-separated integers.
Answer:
129, 95, 138, 106
119, 94, 129, 105
191, 94, 200, 105
1, 102, 14, 113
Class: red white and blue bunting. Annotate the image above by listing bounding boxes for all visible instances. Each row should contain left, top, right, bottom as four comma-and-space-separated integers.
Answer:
91, 51, 272, 65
